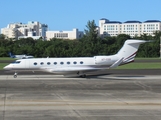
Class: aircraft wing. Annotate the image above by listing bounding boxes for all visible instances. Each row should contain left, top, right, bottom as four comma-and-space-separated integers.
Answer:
109, 57, 124, 68
41, 66, 101, 73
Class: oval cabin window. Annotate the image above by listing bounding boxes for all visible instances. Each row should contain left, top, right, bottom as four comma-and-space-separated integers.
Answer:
34, 62, 37, 65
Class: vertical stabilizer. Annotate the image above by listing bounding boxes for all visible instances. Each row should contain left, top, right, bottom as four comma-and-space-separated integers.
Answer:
8, 52, 15, 58
116, 40, 146, 64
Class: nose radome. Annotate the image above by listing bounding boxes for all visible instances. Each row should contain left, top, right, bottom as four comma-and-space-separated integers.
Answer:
3, 65, 11, 70
3, 66, 8, 70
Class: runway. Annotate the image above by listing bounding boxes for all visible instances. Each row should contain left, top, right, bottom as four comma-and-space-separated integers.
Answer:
0, 72, 161, 120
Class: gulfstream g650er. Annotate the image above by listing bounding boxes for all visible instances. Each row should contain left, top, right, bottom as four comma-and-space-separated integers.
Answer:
4, 39, 147, 78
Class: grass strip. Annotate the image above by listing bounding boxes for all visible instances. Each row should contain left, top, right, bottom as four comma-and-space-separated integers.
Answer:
0, 63, 9, 70
117, 63, 161, 69
0, 57, 15, 60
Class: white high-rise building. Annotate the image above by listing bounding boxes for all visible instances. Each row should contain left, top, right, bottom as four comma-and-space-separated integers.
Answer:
1, 21, 48, 40
99, 18, 161, 37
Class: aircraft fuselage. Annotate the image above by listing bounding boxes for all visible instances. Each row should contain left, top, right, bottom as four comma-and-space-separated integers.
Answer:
4, 55, 118, 73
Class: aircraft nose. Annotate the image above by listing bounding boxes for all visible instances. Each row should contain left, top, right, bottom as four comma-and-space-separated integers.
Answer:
3, 65, 12, 70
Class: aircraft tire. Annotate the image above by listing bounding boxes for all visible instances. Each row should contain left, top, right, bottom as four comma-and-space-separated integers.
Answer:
80, 74, 86, 78
14, 75, 17, 78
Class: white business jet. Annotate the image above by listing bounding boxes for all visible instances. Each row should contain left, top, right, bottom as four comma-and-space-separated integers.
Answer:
4, 39, 147, 78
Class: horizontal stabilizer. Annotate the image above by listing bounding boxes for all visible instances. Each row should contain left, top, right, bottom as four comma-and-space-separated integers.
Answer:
109, 57, 124, 68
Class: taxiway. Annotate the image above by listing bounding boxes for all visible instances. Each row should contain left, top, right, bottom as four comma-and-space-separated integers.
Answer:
0, 72, 161, 120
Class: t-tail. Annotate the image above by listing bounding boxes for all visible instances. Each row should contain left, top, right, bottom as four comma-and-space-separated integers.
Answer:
8, 52, 15, 58
116, 39, 147, 65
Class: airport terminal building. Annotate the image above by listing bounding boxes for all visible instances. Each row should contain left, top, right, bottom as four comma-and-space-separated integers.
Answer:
99, 18, 161, 37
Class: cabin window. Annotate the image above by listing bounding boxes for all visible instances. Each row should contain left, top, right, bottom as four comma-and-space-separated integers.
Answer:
73, 61, 77, 64
40, 62, 44, 65
80, 61, 83, 64
54, 62, 57, 65
67, 61, 70, 64
47, 62, 51, 65
60, 62, 64, 65
34, 62, 37, 65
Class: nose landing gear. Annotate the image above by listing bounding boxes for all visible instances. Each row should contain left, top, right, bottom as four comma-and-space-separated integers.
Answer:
14, 72, 18, 78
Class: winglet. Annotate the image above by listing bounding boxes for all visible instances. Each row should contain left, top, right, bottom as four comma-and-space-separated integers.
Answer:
109, 57, 124, 68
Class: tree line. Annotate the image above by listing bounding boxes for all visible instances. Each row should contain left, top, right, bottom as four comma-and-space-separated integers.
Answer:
0, 20, 161, 58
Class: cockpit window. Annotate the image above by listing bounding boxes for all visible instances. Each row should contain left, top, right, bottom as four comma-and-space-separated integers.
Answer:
16, 61, 21, 63
12, 61, 21, 64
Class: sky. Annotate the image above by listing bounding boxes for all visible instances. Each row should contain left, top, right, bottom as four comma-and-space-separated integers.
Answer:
0, 0, 161, 32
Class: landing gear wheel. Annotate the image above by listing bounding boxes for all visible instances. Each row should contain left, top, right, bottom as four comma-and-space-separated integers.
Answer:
13, 72, 18, 78
14, 75, 17, 78
77, 71, 86, 78
80, 74, 86, 78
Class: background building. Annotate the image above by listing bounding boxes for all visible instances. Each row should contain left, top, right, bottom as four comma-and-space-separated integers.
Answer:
99, 18, 161, 37
1, 19, 161, 40
1, 21, 48, 40
46, 28, 84, 40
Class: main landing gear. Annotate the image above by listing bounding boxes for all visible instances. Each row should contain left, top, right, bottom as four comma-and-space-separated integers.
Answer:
80, 74, 86, 78
13, 72, 18, 78
77, 71, 86, 78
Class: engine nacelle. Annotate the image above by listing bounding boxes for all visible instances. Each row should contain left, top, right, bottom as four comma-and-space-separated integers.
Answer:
94, 56, 117, 65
